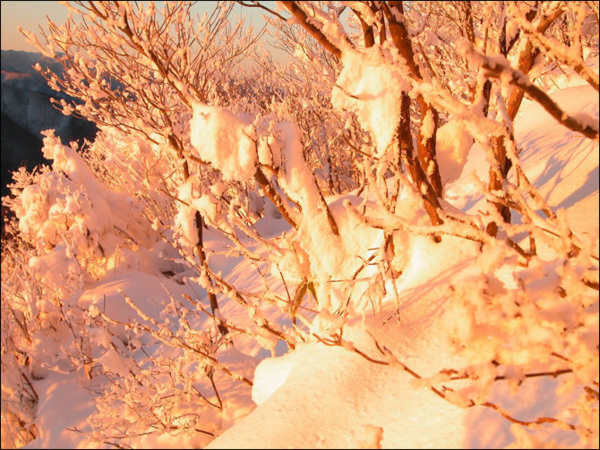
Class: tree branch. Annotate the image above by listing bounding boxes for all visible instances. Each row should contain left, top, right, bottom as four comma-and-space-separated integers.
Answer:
279, 1, 351, 58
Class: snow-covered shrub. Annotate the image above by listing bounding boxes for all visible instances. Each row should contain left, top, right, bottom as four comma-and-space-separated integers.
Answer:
1, 129, 243, 447
1, 224, 40, 449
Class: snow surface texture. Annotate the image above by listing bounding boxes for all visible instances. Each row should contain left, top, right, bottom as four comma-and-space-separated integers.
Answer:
12, 79, 597, 449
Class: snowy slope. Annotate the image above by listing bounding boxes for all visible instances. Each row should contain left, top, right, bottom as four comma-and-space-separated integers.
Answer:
205, 86, 599, 449
14, 82, 599, 449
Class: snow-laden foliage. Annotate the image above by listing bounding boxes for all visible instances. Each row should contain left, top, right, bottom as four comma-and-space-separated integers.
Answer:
1, 1, 599, 448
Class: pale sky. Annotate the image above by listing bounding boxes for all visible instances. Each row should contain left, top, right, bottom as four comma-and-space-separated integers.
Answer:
1, 1, 284, 56
1, 1, 68, 51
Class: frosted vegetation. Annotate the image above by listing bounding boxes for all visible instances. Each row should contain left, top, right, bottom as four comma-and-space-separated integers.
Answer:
1, 1, 598, 448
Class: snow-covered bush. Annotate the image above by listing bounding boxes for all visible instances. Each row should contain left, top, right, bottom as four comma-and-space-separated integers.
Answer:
1, 1, 598, 448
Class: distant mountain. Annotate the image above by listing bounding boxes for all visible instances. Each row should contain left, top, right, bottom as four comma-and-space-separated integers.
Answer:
1, 111, 46, 183
1, 49, 63, 95
1, 50, 97, 199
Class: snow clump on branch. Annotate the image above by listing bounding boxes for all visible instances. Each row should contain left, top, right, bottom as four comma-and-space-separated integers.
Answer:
190, 103, 257, 182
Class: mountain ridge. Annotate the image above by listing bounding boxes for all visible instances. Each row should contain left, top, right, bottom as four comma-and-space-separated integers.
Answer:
1, 49, 96, 199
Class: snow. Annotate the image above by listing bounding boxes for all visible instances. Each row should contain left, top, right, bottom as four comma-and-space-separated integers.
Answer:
2, 11, 599, 450
28, 374, 99, 449
436, 121, 474, 187
446, 83, 600, 226
512, 85, 599, 212
210, 83, 598, 449
208, 339, 467, 449
332, 48, 411, 157
190, 103, 257, 182
7, 78, 597, 446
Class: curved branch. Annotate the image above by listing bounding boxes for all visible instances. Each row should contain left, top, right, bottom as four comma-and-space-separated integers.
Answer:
482, 58, 599, 140
279, 1, 352, 58
313, 331, 583, 434
235, 1, 288, 21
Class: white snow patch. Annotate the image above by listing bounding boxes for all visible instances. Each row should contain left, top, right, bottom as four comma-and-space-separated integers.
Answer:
190, 103, 257, 182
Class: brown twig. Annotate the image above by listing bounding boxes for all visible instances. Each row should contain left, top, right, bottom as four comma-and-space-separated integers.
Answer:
312, 331, 582, 433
